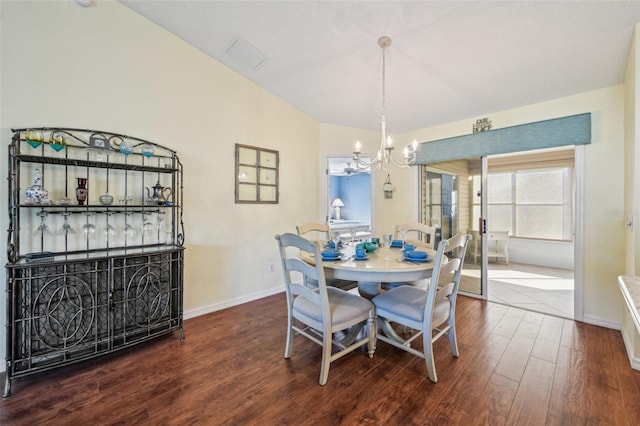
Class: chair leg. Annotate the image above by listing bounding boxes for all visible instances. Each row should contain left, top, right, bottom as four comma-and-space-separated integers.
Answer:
423, 332, 438, 383
448, 317, 459, 357
284, 313, 294, 359
319, 331, 332, 386
367, 313, 376, 358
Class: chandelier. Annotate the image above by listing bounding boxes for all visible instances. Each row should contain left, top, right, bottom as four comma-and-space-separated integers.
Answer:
353, 36, 418, 171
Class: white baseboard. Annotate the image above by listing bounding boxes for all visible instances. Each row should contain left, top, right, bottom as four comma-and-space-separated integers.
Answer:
581, 314, 621, 330
183, 286, 284, 320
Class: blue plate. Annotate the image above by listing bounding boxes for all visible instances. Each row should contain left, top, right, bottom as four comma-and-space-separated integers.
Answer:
390, 242, 403, 248
354, 255, 369, 261
407, 250, 428, 259
403, 255, 430, 263
322, 256, 340, 261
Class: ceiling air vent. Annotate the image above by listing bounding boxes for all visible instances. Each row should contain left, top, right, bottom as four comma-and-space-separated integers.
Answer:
225, 37, 269, 71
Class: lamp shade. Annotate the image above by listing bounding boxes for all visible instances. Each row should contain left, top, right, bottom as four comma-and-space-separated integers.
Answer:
331, 198, 344, 207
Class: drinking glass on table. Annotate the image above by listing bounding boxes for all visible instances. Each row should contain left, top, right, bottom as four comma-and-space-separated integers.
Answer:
349, 227, 356, 246
382, 234, 393, 260
399, 229, 408, 247
331, 231, 341, 251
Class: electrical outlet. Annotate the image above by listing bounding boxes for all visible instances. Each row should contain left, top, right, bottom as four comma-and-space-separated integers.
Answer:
269, 264, 275, 273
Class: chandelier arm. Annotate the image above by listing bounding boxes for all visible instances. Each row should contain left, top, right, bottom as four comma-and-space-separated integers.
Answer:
349, 36, 419, 171
354, 156, 381, 169
388, 155, 411, 168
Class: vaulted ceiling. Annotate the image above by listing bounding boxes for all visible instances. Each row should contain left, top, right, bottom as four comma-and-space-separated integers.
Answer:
120, 1, 640, 134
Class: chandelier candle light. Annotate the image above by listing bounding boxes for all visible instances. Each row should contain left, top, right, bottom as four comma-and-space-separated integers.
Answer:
353, 36, 418, 171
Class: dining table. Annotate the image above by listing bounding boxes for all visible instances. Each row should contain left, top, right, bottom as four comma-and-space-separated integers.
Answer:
300, 243, 446, 299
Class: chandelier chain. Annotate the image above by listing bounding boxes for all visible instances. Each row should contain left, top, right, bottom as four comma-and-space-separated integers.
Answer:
381, 41, 386, 119
352, 36, 418, 171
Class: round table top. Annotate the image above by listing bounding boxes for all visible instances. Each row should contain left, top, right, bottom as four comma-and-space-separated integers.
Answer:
301, 244, 444, 283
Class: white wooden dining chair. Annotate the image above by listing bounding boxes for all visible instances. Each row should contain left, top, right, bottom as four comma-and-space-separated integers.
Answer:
383, 222, 438, 290
296, 222, 330, 237
296, 223, 356, 291
373, 232, 472, 383
275, 233, 375, 385
394, 222, 438, 249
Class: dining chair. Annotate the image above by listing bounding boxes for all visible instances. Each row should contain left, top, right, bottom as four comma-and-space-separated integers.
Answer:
275, 233, 375, 385
382, 222, 438, 290
296, 222, 357, 291
373, 232, 472, 383
394, 222, 438, 249
296, 222, 330, 236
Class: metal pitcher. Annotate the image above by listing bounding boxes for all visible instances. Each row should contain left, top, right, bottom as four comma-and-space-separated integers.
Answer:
145, 181, 173, 205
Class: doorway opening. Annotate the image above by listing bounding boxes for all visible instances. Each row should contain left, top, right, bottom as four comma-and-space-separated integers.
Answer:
422, 146, 576, 319
326, 157, 372, 240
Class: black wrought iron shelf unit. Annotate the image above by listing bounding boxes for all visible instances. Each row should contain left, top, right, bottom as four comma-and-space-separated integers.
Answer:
4, 127, 185, 397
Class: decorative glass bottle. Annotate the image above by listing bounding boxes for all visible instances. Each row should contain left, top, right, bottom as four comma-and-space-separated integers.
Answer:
25, 168, 49, 204
76, 177, 88, 205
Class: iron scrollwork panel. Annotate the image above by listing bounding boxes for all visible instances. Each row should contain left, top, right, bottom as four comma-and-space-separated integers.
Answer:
112, 251, 182, 346
9, 260, 110, 374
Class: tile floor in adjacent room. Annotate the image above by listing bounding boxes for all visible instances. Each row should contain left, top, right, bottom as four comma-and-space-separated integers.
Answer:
460, 262, 574, 319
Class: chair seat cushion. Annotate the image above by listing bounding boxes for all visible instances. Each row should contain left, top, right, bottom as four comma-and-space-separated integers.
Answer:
293, 287, 373, 330
373, 285, 451, 330
373, 285, 427, 327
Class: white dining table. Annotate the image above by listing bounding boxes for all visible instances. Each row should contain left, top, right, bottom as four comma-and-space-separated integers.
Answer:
301, 244, 444, 298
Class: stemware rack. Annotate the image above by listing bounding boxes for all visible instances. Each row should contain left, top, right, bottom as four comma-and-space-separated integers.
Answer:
4, 128, 185, 397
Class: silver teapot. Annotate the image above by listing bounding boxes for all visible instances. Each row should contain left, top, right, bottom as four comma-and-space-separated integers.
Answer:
145, 181, 172, 205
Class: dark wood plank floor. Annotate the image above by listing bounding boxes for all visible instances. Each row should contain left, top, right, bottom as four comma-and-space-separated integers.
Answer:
2, 294, 640, 425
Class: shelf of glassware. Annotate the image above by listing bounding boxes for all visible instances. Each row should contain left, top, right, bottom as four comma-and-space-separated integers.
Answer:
4, 128, 185, 397
9, 131, 183, 262
16, 204, 180, 260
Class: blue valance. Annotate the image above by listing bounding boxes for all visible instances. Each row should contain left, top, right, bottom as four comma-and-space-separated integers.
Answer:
414, 113, 591, 164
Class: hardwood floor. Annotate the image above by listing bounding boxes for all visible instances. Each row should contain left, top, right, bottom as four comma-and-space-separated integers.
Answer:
2, 294, 640, 425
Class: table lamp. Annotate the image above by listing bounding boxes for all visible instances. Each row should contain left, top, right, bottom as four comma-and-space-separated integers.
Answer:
331, 198, 344, 220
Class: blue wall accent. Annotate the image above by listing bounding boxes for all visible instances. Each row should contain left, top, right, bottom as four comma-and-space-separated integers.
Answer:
415, 113, 591, 164
329, 174, 371, 223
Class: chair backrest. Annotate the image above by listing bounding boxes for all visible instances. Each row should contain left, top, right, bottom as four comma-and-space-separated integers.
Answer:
425, 232, 472, 327
275, 233, 330, 317
296, 223, 330, 238
394, 222, 437, 249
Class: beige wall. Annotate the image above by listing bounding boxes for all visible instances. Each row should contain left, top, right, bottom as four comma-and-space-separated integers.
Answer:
628, 24, 640, 275
0, 0, 320, 364
621, 24, 640, 366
